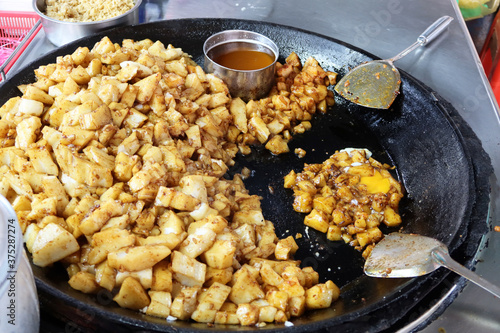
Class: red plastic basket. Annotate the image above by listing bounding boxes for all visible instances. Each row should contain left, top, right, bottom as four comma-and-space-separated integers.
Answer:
0, 11, 41, 81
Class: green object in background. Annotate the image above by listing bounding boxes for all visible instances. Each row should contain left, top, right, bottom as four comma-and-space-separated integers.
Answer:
458, 0, 500, 20
460, 4, 487, 19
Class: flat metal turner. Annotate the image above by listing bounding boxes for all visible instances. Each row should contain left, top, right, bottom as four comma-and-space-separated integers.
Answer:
364, 232, 500, 298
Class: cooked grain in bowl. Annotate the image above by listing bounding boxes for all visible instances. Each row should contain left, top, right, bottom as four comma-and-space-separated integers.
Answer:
44, 0, 136, 22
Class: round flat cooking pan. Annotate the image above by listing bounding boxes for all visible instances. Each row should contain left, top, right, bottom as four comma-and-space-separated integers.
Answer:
0, 18, 492, 332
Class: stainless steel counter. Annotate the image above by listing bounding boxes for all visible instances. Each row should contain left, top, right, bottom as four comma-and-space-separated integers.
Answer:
7, 0, 500, 332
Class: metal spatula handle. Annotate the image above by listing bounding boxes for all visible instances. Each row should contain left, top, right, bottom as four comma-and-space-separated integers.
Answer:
432, 247, 500, 298
390, 16, 454, 63
418, 15, 454, 45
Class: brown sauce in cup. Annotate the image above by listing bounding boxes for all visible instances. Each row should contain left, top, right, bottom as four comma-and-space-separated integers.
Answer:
209, 41, 275, 71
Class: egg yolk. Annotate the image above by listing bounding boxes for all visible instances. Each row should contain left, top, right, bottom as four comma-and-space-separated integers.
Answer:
359, 170, 391, 194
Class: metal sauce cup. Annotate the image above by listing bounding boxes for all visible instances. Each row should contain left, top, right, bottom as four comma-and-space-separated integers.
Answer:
203, 30, 278, 101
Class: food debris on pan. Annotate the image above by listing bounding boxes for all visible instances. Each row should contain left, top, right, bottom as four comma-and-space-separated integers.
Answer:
0, 35, 404, 327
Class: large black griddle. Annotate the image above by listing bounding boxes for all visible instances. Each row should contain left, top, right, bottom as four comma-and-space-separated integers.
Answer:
0, 19, 492, 332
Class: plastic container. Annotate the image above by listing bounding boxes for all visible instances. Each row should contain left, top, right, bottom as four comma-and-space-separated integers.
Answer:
458, 0, 500, 21
0, 195, 39, 333
0, 11, 41, 81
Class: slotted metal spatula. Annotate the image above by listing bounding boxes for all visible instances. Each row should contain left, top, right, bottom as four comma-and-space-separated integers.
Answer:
364, 233, 500, 298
